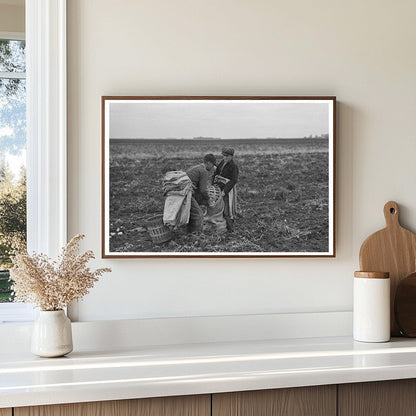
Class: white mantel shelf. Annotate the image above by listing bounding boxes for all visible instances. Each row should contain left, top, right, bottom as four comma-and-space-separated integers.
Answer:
2, 335, 416, 409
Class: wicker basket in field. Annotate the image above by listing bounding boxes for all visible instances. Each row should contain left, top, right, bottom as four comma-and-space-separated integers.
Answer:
145, 214, 173, 244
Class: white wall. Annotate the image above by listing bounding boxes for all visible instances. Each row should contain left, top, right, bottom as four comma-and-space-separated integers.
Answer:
0, 3, 24, 33
67, 0, 416, 322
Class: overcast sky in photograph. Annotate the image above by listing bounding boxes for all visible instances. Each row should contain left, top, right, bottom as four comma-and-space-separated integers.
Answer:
109, 100, 331, 139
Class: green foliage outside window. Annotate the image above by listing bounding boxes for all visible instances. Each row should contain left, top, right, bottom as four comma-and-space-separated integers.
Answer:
0, 163, 26, 302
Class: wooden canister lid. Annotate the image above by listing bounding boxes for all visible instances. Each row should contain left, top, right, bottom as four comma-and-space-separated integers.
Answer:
354, 271, 389, 279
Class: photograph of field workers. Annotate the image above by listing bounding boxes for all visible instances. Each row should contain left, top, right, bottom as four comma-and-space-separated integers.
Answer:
103, 98, 335, 257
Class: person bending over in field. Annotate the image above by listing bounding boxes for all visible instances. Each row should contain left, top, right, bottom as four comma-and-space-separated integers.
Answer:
186, 154, 217, 232
214, 147, 239, 232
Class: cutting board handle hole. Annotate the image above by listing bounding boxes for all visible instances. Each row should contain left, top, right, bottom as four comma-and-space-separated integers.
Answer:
390, 207, 396, 214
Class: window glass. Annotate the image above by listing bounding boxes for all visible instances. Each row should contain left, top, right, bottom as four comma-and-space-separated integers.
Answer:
0, 39, 26, 72
0, 39, 26, 303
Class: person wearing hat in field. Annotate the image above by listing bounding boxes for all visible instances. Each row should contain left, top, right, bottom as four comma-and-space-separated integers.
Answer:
214, 147, 239, 232
186, 153, 217, 232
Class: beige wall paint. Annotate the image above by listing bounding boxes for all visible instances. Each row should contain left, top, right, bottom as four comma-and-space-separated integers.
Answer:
67, 0, 416, 321
0, 4, 24, 33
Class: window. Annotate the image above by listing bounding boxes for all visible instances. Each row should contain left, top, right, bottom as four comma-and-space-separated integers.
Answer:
0, 32, 34, 322
0, 33, 33, 323
0, 35, 26, 302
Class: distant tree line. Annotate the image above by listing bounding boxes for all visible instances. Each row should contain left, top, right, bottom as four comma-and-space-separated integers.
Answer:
304, 133, 329, 139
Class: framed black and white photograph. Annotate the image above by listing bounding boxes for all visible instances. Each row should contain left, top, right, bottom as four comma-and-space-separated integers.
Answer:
102, 96, 336, 258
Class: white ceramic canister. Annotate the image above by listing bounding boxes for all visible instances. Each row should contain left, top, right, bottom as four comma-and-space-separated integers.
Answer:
353, 271, 390, 343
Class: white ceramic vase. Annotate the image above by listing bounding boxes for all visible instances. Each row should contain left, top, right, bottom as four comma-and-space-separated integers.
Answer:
31, 310, 73, 357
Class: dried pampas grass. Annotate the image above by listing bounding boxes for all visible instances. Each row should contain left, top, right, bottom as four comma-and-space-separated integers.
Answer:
10, 234, 111, 311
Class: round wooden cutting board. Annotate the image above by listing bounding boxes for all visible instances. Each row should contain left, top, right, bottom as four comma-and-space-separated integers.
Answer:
395, 272, 416, 337
359, 201, 416, 336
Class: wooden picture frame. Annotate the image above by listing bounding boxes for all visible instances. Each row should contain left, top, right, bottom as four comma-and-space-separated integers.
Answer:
102, 96, 336, 258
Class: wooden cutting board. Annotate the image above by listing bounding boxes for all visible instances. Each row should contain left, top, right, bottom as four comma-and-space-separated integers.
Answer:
359, 201, 416, 336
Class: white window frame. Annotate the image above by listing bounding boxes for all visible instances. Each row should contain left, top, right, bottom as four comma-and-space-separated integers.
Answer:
0, 0, 67, 324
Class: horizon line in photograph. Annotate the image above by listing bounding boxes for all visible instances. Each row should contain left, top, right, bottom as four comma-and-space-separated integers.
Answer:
110, 135, 330, 141
108, 100, 332, 140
